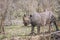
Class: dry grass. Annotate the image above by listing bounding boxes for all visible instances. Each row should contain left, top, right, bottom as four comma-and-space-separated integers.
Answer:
0, 24, 60, 40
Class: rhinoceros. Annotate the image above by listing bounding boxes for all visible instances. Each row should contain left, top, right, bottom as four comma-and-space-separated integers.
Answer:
23, 10, 59, 35
29, 10, 59, 35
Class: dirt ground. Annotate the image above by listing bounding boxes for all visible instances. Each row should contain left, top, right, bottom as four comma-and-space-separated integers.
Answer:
0, 21, 60, 40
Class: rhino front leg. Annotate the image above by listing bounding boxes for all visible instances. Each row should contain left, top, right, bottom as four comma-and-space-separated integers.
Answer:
37, 25, 40, 35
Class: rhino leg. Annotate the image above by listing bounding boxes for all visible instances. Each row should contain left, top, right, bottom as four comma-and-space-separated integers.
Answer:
37, 25, 40, 35
53, 21, 59, 31
29, 22, 37, 35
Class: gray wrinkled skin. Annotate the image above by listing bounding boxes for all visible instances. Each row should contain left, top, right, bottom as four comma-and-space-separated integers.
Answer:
30, 10, 59, 35
30, 10, 53, 26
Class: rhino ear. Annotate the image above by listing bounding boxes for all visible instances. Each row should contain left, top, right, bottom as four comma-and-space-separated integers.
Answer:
30, 15, 32, 17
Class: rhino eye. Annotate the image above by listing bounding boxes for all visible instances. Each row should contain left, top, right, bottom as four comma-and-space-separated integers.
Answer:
30, 15, 32, 17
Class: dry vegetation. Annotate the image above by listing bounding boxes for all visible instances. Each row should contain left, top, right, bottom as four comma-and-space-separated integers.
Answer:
0, 0, 60, 40
0, 25, 60, 40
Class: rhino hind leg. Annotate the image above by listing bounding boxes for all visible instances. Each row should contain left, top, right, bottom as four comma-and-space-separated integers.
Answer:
53, 21, 59, 31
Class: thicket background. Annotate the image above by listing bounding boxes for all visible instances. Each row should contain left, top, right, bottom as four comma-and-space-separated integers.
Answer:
0, 0, 60, 26
0, 0, 60, 40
